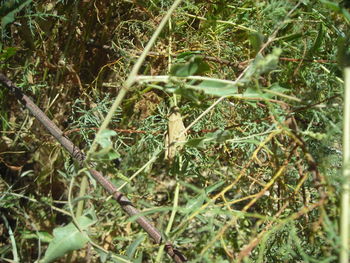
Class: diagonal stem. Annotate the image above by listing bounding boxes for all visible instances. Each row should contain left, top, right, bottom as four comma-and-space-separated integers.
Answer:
0, 72, 186, 263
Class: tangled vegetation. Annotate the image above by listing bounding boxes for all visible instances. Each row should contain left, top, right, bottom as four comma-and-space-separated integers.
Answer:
0, 0, 349, 262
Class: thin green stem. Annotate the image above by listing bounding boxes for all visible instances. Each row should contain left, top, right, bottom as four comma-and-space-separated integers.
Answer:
86, 0, 184, 159
155, 183, 180, 263
75, 175, 88, 217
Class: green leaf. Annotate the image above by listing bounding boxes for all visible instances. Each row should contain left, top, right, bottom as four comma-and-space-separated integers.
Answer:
40, 215, 95, 263
184, 190, 206, 213
186, 137, 210, 149
205, 180, 225, 194
92, 147, 119, 161
0, 47, 17, 61
21, 231, 53, 243
186, 130, 231, 149
176, 51, 202, 60
269, 83, 289, 94
195, 80, 238, 96
278, 33, 303, 42
173, 85, 202, 103
249, 32, 265, 55
115, 172, 131, 183
91, 128, 120, 161
0, 0, 33, 29
320, 0, 340, 12
97, 129, 117, 148
242, 87, 264, 98
183, 181, 225, 214
309, 24, 324, 56
170, 56, 210, 77
95, 247, 133, 263
254, 48, 282, 74
126, 234, 146, 259
341, 7, 350, 22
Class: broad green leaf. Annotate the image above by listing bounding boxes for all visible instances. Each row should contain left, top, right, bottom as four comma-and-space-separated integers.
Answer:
134, 253, 143, 263
170, 56, 210, 77
183, 181, 225, 214
242, 83, 287, 101
91, 128, 120, 161
242, 87, 264, 98
195, 80, 238, 96
40, 215, 95, 263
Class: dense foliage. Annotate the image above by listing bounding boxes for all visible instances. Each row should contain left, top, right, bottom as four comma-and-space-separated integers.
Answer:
0, 0, 348, 262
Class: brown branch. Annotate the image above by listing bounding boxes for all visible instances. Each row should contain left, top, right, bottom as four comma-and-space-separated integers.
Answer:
0, 72, 187, 263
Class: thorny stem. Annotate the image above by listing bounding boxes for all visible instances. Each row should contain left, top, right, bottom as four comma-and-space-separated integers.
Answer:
0, 73, 187, 263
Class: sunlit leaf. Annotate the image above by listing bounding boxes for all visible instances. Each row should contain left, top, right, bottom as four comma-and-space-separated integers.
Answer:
242, 87, 264, 98
40, 215, 95, 263
195, 80, 238, 96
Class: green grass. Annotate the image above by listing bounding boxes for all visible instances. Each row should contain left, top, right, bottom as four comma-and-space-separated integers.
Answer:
0, 0, 348, 262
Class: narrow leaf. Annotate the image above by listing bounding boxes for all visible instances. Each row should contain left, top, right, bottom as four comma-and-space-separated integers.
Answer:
126, 234, 146, 259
